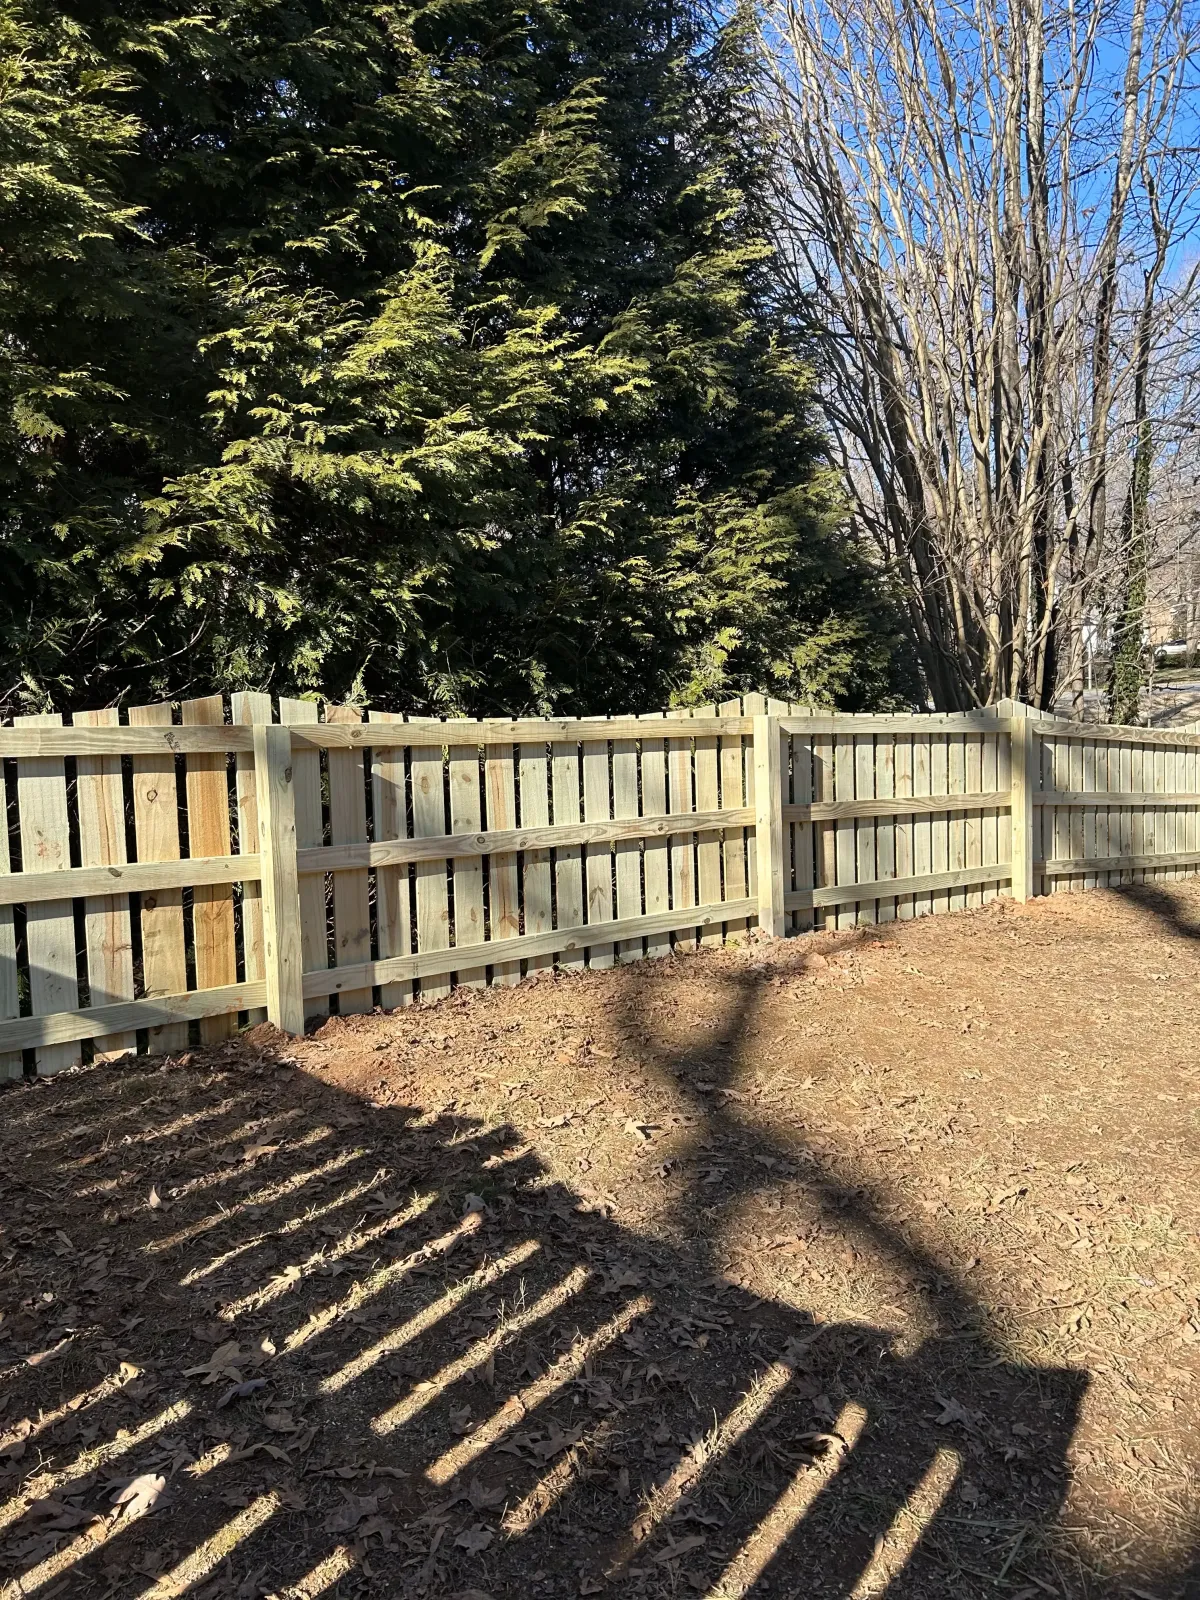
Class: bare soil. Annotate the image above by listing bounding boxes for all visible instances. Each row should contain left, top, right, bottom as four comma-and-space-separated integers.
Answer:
2, 883, 1200, 1600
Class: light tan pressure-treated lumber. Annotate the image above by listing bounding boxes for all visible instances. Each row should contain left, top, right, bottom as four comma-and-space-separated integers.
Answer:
15, 713, 78, 1074
0, 982, 266, 1055
1009, 718, 1035, 903
182, 695, 237, 1042
753, 715, 786, 938
295, 808, 758, 874
278, 699, 328, 1001
1040, 848, 1200, 875
325, 704, 372, 1013
0, 854, 263, 908
73, 707, 136, 1058
232, 690, 272, 1024
303, 899, 759, 999
253, 724, 304, 1035
785, 863, 1010, 910
129, 701, 189, 1053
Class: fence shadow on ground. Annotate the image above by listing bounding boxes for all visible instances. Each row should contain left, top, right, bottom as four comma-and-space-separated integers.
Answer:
0, 949, 1190, 1599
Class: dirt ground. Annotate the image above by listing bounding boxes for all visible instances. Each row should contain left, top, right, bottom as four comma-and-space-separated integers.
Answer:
2, 883, 1200, 1600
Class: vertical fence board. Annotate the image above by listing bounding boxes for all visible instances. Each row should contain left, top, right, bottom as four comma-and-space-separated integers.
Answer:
791, 713, 815, 933
519, 741, 553, 972
814, 731, 836, 928
718, 700, 749, 942
612, 737, 643, 962
129, 702, 189, 1053
325, 705, 372, 1013
668, 713, 697, 949
695, 709, 722, 948
74, 708, 135, 1058
921, 732, 940, 921
181, 695, 237, 1041
582, 730, 615, 969
279, 700, 329, 1019
15, 713, 79, 1074
834, 732, 856, 930
875, 732, 896, 922
231, 691, 272, 1025
1082, 738, 1097, 891
948, 735, 967, 913
411, 737, 451, 1002
998, 721, 1013, 888
0, 757, 20, 1079
894, 730, 915, 919
485, 744, 521, 985
1067, 737, 1084, 891
742, 693, 766, 906
980, 732, 998, 903
964, 733, 982, 909
640, 722, 670, 957
449, 738, 486, 990
1057, 734, 1073, 890
552, 740, 585, 969
854, 733, 877, 924
368, 710, 412, 1009
930, 733, 950, 916
1130, 744, 1145, 884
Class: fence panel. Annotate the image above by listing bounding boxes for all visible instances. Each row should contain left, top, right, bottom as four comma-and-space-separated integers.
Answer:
6, 700, 1200, 1069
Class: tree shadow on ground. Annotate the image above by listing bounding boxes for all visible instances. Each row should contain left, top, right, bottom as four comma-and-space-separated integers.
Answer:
0, 945, 1190, 1599
1108, 879, 1200, 945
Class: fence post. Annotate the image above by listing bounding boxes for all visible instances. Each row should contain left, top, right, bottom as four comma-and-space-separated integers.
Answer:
253, 723, 305, 1035
753, 714, 787, 937
1008, 715, 1035, 903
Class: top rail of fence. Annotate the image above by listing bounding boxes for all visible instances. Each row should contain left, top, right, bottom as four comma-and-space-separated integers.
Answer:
0, 714, 755, 756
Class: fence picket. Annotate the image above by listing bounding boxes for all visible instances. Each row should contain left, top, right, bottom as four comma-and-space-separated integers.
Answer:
552, 740, 584, 970
181, 695, 237, 1042
695, 707, 722, 949
519, 741, 553, 972
855, 732, 877, 923
640, 720, 669, 958
485, 743, 521, 985
279, 699, 328, 1018
894, 730, 914, 919
449, 736, 486, 989
231, 691, 272, 1025
612, 735, 643, 962
718, 700, 749, 943
325, 705, 372, 1013
15, 713, 79, 1074
74, 708, 136, 1058
129, 702, 189, 1053
369, 710, 412, 1009
668, 711, 697, 950
875, 732, 896, 922
0, 753, 20, 1079
835, 730, 856, 929
790, 709, 814, 934
583, 727, 615, 969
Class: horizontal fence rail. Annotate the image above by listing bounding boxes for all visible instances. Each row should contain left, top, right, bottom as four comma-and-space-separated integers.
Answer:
0, 695, 1196, 1075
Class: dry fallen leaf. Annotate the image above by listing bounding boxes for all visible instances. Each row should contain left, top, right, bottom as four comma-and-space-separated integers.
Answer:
323, 1490, 379, 1534
454, 1523, 494, 1554
111, 1473, 167, 1521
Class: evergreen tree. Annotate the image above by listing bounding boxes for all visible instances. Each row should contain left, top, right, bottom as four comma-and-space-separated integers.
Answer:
1, 0, 912, 713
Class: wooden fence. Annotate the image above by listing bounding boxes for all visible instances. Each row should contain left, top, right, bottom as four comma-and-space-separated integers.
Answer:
1, 696, 1197, 1076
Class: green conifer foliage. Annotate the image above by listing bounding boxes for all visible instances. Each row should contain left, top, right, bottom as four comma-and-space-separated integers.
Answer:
1, 0, 911, 712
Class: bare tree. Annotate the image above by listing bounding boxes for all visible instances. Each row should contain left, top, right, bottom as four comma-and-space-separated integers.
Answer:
758, 0, 1200, 710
